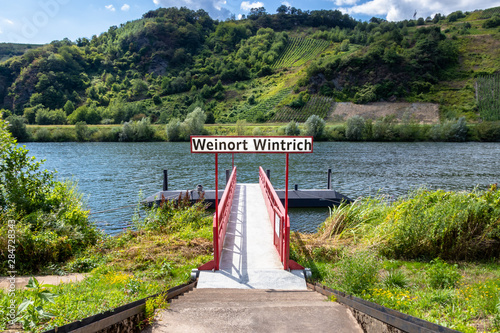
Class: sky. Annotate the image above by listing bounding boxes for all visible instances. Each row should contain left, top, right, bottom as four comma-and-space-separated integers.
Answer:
1, 0, 500, 44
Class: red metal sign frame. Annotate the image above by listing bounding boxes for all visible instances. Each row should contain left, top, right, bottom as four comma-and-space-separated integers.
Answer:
194, 136, 312, 271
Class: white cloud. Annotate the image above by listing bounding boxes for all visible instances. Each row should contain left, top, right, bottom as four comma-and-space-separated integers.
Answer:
338, 0, 500, 21
281, 1, 291, 6
240, 1, 264, 11
0, 29, 3, 34
152, 0, 232, 19
238, 13, 243, 19
105, 5, 116, 12
121, 4, 130, 11
334, 0, 358, 6
4, 18, 14, 25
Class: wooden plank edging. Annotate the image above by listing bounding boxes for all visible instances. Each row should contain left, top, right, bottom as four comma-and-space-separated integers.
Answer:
307, 282, 461, 333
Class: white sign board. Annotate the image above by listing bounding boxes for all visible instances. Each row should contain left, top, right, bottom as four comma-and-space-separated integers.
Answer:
275, 212, 280, 238
191, 136, 313, 153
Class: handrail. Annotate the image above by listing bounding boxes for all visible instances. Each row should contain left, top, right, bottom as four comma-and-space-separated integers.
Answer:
258, 166, 290, 270
213, 166, 237, 270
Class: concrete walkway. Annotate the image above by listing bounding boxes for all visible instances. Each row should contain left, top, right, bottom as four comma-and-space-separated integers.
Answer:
146, 288, 363, 333
197, 184, 306, 290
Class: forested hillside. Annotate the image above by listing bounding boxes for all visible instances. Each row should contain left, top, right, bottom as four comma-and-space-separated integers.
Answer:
0, 6, 499, 127
0, 43, 42, 62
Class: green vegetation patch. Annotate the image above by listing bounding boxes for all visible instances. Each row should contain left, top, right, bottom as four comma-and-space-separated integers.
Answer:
290, 186, 500, 331
272, 38, 330, 69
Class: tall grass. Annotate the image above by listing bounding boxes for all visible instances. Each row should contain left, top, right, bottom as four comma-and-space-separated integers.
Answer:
477, 74, 500, 121
320, 186, 500, 260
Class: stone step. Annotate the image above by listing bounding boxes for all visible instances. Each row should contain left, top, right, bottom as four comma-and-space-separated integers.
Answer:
174, 288, 327, 303
146, 288, 363, 333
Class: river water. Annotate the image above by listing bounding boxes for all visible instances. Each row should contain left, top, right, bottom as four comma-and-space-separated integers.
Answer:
24, 142, 500, 234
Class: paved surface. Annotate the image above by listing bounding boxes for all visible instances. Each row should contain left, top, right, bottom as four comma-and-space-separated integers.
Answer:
146, 288, 363, 333
0, 273, 87, 289
197, 184, 306, 290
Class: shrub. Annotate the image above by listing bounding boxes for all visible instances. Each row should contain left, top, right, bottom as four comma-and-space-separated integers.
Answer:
285, 121, 301, 136
346, 115, 365, 141
183, 107, 206, 136
166, 118, 182, 141
429, 117, 468, 141
0, 119, 101, 273
304, 115, 325, 139
330, 251, 380, 295
51, 128, 75, 142
35, 109, 67, 125
75, 121, 89, 141
427, 259, 461, 289
382, 269, 409, 289
6, 115, 29, 141
33, 128, 51, 142
376, 187, 500, 260
119, 118, 155, 142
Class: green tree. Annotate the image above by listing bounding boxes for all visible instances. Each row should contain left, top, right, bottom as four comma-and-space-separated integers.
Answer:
305, 115, 325, 139
183, 107, 206, 136
166, 118, 182, 141
5, 115, 29, 141
64, 100, 75, 115
346, 115, 365, 141
75, 121, 89, 141
285, 121, 301, 136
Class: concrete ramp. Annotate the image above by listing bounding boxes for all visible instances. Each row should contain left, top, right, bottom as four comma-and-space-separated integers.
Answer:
147, 288, 363, 333
197, 184, 306, 290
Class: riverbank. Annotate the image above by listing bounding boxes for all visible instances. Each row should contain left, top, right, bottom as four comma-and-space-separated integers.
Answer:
291, 186, 500, 332
2, 188, 500, 332
11, 119, 500, 142
0, 201, 214, 332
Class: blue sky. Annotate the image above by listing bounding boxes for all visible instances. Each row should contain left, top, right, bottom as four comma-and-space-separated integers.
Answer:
1, 0, 500, 44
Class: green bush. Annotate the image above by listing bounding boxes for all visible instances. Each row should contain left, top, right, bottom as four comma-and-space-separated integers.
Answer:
75, 121, 90, 141
346, 115, 365, 141
5, 115, 29, 141
0, 119, 101, 274
321, 186, 500, 260
284, 121, 301, 135
304, 115, 325, 139
476, 121, 500, 141
119, 118, 155, 142
427, 259, 461, 289
382, 269, 408, 289
33, 128, 52, 142
138, 200, 211, 232
429, 117, 468, 142
330, 250, 380, 295
166, 118, 182, 141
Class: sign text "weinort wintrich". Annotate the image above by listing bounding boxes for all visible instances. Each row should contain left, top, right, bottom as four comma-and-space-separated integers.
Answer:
190, 136, 313, 153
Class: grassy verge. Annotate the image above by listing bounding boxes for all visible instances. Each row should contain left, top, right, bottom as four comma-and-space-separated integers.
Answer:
291, 186, 500, 332
18, 119, 500, 143
0, 200, 213, 332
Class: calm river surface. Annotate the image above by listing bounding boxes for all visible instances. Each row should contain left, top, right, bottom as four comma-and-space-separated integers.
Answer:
24, 142, 500, 235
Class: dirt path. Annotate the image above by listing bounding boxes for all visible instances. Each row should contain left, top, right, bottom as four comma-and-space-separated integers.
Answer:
0, 273, 87, 289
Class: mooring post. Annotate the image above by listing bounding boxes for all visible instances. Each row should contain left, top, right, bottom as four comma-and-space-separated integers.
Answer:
294, 184, 298, 191
266, 169, 271, 180
163, 170, 168, 191
226, 169, 230, 185
327, 168, 332, 190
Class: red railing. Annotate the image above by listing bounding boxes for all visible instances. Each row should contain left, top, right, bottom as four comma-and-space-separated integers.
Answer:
258, 167, 292, 270
196, 166, 236, 271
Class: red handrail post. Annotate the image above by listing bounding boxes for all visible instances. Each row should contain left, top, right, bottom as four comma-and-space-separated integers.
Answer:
284, 153, 289, 270
215, 153, 219, 270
